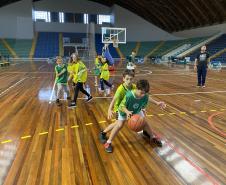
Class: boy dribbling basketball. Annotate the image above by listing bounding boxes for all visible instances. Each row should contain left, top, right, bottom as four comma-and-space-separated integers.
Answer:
100, 79, 166, 153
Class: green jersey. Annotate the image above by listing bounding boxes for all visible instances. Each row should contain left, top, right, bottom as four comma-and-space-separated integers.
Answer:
113, 83, 136, 112
119, 90, 148, 116
55, 64, 68, 84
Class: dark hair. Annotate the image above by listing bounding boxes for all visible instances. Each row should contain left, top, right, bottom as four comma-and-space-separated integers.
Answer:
123, 69, 135, 77
136, 79, 150, 93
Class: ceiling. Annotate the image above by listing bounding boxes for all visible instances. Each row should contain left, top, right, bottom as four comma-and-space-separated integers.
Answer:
1, 0, 226, 32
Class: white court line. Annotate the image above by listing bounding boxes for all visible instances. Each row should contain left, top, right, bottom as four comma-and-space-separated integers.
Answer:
207, 77, 226, 82
0, 78, 27, 97
56, 89, 226, 101
38, 64, 45, 71
152, 90, 226, 96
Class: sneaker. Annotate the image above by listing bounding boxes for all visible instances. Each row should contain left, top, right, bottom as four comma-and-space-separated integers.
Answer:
152, 137, 163, 147
142, 130, 150, 138
99, 131, 107, 144
86, 96, 93, 102
68, 101, 76, 108
196, 85, 201, 88
104, 142, 113, 153
202, 85, 206, 88
56, 99, 62, 106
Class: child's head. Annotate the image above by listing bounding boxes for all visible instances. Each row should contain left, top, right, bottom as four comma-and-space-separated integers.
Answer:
56, 56, 63, 65
135, 79, 150, 97
101, 57, 109, 64
131, 50, 136, 56
71, 53, 78, 61
122, 69, 135, 86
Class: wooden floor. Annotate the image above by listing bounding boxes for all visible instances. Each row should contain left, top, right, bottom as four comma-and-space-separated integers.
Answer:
0, 61, 225, 185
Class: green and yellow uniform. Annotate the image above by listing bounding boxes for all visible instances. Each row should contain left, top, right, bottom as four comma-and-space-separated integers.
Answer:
100, 63, 110, 81
119, 90, 148, 117
55, 64, 68, 84
72, 60, 87, 83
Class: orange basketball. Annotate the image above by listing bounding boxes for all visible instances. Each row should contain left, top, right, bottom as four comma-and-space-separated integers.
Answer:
127, 114, 145, 132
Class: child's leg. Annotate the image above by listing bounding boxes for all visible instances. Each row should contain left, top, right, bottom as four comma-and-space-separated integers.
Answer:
143, 120, 163, 147
103, 79, 112, 88
56, 83, 63, 100
106, 120, 125, 143
63, 84, 70, 99
79, 82, 91, 97
56, 83, 63, 106
104, 120, 126, 153
72, 83, 80, 104
100, 78, 105, 90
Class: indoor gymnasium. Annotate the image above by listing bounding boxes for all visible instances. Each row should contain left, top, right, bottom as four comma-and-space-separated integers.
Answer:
0, 0, 226, 185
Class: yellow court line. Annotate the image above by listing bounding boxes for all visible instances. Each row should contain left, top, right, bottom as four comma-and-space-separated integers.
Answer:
220, 108, 225, 111
158, 114, 165, 116
201, 110, 207, 113
21, 135, 31, 139
86, 123, 93, 126
1, 140, 12, 144
210, 110, 217, 112
98, 121, 106, 123
190, 111, 197, 114
39, 132, 48, 136
180, 112, 187, 115
169, 113, 176, 115
147, 114, 154, 117
71, 125, 79, 128
56, 128, 64, 132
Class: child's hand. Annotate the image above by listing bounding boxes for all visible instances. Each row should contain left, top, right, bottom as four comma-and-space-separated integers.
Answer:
108, 110, 114, 120
126, 110, 133, 119
141, 109, 147, 116
157, 102, 166, 109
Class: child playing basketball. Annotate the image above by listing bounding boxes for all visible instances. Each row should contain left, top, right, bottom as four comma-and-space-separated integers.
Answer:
99, 69, 136, 144
100, 79, 166, 153
94, 55, 102, 86
127, 50, 136, 72
55, 57, 71, 106
69, 54, 93, 108
99, 57, 113, 93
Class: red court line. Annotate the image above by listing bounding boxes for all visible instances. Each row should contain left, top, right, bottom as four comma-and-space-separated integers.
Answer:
153, 131, 220, 185
208, 112, 226, 138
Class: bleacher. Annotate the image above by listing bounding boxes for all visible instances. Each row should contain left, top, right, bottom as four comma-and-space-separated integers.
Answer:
118, 42, 137, 57
188, 34, 226, 62
34, 32, 59, 58
138, 41, 159, 57
0, 41, 12, 58
6, 39, 32, 57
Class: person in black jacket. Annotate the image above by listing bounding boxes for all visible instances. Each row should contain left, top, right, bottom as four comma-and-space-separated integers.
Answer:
194, 45, 209, 88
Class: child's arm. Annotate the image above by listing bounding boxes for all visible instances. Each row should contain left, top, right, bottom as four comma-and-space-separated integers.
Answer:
149, 97, 166, 109
108, 96, 116, 119
121, 107, 133, 119
57, 68, 66, 77
119, 95, 133, 119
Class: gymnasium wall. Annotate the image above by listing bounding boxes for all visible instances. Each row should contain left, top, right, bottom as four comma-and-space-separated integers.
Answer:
0, 0, 33, 39
172, 23, 226, 38
0, 0, 182, 41
112, 5, 181, 41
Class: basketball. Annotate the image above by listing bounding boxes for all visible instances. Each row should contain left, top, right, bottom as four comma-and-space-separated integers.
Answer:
127, 114, 145, 132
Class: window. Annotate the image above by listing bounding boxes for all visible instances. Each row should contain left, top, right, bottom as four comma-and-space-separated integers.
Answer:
84, 13, 88, 24
34, 11, 51, 22
98, 15, 111, 24
59, 12, 64, 23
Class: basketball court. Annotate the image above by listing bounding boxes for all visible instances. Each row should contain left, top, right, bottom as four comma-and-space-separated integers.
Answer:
0, 0, 226, 184
0, 59, 225, 185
